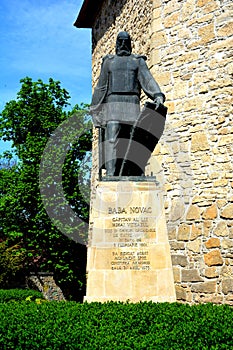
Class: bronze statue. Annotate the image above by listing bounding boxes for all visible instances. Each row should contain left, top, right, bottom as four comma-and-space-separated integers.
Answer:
90, 31, 167, 177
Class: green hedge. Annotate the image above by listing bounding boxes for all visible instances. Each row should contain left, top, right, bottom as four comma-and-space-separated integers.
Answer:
0, 289, 43, 302
0, 301, 232, 349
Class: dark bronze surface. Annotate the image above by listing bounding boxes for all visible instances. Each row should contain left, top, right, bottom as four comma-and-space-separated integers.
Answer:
90, 32, 167, 179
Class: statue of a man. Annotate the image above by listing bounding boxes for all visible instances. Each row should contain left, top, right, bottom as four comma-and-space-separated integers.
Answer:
91, 31, 165, 177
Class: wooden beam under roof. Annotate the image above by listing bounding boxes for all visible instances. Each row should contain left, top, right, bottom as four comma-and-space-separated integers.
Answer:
74, 0, 104, 28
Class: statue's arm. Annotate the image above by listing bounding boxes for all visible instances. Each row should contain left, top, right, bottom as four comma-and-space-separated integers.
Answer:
90, 56, 110, 127
91, 56, 109, 106
138, 58, 165, 103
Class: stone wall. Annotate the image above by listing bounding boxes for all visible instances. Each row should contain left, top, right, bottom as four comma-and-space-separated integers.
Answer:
27, 273, 66, 301
90, 0, 233, 304
92, 0, 153, 84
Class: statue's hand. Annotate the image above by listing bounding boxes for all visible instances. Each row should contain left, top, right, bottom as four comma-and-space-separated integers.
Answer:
153, 92, 165, 109
89, 105, 100, 115
90, 107, 103, 128
154, 95, 164, 109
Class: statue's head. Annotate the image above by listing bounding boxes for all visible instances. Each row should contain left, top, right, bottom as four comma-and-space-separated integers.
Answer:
116, 31, 132, 56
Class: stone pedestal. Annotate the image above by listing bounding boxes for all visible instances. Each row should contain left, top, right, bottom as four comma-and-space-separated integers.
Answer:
84, 180, 176, 302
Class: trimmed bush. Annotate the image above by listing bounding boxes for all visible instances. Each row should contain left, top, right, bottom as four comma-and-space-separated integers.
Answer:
0, 289, 43, 302
0, 301, 232, 349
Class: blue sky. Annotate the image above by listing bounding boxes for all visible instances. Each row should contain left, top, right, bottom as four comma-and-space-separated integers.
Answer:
0, 0, 91, 153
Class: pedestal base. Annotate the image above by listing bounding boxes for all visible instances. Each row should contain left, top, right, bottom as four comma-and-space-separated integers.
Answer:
85, 181, 176, 303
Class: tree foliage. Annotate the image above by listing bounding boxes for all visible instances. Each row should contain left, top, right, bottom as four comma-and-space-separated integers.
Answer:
0, 242, 25, 287
0, 77, 92, 299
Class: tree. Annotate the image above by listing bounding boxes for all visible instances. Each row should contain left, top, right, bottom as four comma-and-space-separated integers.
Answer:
0, 77, 92, 299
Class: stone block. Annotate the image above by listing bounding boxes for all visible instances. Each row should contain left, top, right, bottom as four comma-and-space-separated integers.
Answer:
173, 80, 188, 99
192, 195, 212, 207
186, 205, 201, 221
202, 1, 219, 13
168, 227, 176, 240
170, 241, 185, 250
221, 265, 233, 277
191, 132, 209, 152
182, 269, 203, 282
190, 224, 202, 240
171, 254, 188, 267
131, 271, 158, 299
85, 181, 176, 302
221, 204, 233, 219
204, 267, 219, 278
222, 278, 233, 295
157, 270, 176, 300
191, 281, 217, 293
164, 0, 181, 16
222, 239, 233, 249
214, 221, 229, 237
155, 71, 171, 87
177, 223, 190, 241
217, 22, 233, 37
187, 238, 201, 253
230, 227, 233, 239
175, 285, 187, 300
181, 0, 196, 21
151, 18, 163, 32
149, 244, 173, 270
198, 23, 215, 44
213, 179, 228, 187
170, 200, 185, 221
178, 28, 192, 40
209, 77, 232, 90
85, 271, 105, 297
196, 0, 205, 7
164, 12, 180, 28
153, 0, 162, 9
165, 101, 175, 114
202, 204, 218, 220
197, 295, 223, 304
226, 296, 233, 305
204, 249, 223, 267
175, 51, 199, 67
205, 237, 220, 249
152, 8, 161, 19
210, 37, 233, 54
173, 267, 181, 282
151, 31, 167, 46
